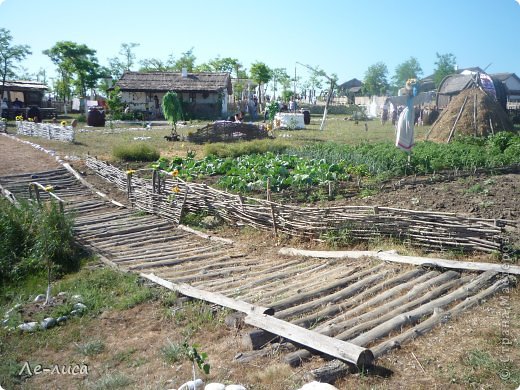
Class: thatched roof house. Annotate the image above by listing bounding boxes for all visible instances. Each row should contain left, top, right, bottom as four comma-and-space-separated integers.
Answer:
114, 71, 232, 119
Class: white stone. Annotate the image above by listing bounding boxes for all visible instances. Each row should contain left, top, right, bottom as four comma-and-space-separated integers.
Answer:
205, 384, 225, 390
225, 386, 247, 390
40, 317, 57, 329
73, 303, 87, 312
33, 294, 46, 303
18, 322, 39, 332
297, 382, 338, 390
178, 379, 204, 390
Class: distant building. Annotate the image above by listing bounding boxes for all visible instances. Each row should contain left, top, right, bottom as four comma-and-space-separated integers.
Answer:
490, 73, 520, 108
337, 78, 363, 103
113, 71, 232, 119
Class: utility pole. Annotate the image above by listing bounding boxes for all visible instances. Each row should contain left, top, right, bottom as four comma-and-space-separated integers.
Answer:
296, 62, 335, 131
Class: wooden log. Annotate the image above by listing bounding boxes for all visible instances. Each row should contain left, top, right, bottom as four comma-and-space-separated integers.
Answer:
292, 267, 426, 329
284, 270, 453, 367
349, 271, 497, 347
372, 275, 511, 358
304, 359, 357, 384
274, 266, 388, 320
278, 248, 520, 275
245, 313, 374, 367
140, 272, 274, 316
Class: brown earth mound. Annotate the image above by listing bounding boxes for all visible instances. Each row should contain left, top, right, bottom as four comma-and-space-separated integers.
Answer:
427, 88, 514, 142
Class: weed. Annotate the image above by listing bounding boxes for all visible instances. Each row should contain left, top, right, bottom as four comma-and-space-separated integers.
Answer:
161, 339, 187, 364
112, 142, 160, 162
88, 372, 134, 390
76, 340, 105, 356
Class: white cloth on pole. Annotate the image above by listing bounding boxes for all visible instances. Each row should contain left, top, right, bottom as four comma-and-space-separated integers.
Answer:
72, 98, 80, 111
396, 107, 415, 152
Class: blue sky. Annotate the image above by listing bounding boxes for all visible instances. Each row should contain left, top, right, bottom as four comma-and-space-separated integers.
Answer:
1, 0, 519, 86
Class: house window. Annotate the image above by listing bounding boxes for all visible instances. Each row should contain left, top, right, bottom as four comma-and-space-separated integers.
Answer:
189, 92, 196, 103
202, 92, 209, 99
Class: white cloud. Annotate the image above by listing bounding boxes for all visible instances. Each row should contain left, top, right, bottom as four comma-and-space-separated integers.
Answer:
0, 0, 5, 5
516, 0, 520, 5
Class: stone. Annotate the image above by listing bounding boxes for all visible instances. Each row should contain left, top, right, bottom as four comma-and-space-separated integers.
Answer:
40, 317, 57, 330
200, 216, 221, 229
298, 382, 338, 390
178, 379, 204, 390
71, 294, 83, 302
205, 384, 226, 390
57, 292, 67, 297
70, 310, 80, 317
57, 316, 68, 324
18, 322, 39, 332
73, 303, 87, 312
225, 386, 247, 390
33, 294, 46, 303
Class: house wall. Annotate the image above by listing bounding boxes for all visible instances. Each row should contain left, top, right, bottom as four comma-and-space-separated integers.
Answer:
121, 90, 226, 119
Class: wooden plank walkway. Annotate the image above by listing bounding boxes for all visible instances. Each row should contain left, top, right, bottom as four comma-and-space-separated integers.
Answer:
0, 167, 512, 373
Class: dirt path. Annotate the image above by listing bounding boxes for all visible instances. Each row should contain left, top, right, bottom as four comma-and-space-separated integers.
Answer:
0, 134, 61, 176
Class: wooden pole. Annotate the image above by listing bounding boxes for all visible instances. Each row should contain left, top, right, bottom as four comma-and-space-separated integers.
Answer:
448, 95, 468, 143
245, 313, 374, 367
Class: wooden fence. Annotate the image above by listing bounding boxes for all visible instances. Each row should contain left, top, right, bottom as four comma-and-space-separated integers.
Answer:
16, 121, 74, 142
86, 156, 515, 253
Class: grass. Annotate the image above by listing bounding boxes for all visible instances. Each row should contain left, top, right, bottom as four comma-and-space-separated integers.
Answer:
75, 340, 105, 356
112, 142, 160, 162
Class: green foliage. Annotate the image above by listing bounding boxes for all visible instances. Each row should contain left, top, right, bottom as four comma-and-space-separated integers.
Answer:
433, 52, 457, 88
266, 101, 280, 122
162, 91, 183, 132
160, 341, 210, 376
363, 62, 389, 95
0, 28, 31, 86
0, 199, 79, 286
152, 132, 520, 195
106, 86, 125, 120
112, 142, 160, 162
392, 57, 423, 92
203, 139, 290, 158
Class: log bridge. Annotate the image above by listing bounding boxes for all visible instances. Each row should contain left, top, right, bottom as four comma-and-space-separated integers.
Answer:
0, 163, 516, 382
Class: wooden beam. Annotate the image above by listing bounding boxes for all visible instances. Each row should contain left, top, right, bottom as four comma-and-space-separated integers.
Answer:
278, 248, 520, 275
245, 313, 374, 367
140, 272, 274, 316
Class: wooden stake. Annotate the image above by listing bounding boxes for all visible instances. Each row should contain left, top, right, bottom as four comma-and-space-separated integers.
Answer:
448, 95, 468, 143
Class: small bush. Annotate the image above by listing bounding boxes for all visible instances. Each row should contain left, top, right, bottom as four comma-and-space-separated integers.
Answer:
204, 139, 290, 158
0, 199, 79, 285
112, 143, 160, 162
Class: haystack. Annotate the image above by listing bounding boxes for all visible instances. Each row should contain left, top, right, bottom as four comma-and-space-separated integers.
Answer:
427, 88, 514, 142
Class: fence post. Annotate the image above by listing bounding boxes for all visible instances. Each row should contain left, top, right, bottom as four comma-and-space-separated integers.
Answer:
126, 170, 133, 206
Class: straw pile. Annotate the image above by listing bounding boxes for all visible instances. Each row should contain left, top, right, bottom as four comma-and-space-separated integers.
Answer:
428, 88, 514, 142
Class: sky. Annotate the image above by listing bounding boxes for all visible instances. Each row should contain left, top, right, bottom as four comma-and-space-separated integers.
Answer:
1, 0, 519, 88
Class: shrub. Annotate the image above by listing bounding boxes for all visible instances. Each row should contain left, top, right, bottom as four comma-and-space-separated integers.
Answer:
204, 139, 290, 158
0, 199, 79, 285
112, 142, 160, 162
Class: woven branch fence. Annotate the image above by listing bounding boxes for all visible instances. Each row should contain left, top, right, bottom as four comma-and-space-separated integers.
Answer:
86, 156, 516, 253
16, 121, 74, 142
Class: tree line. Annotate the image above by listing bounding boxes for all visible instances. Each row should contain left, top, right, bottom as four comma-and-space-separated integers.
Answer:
1, 27, 457, 104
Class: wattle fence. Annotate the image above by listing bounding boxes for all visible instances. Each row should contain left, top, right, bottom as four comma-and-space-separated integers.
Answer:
86, 156, 516, 254
16, 121, 74, 142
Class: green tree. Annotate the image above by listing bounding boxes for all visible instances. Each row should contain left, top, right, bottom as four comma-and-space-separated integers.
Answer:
363, 62, 389, 96
43, 41, 103, 102
162, 91, 183, 137
433, 52, 457, 88
196, 56, 241, 74
106, 86, 125, 120
172, 48, 197, 72
392, 57, 423, 92
270, 68, 290, 100
0, 28, 31, 99
139, 57, 170, 72
250, 61, 271, 105
108, 42, 140, 79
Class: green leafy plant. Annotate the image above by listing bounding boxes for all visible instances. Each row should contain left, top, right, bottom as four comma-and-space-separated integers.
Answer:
186, 343, 210, 377
162, 91, 183, 138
